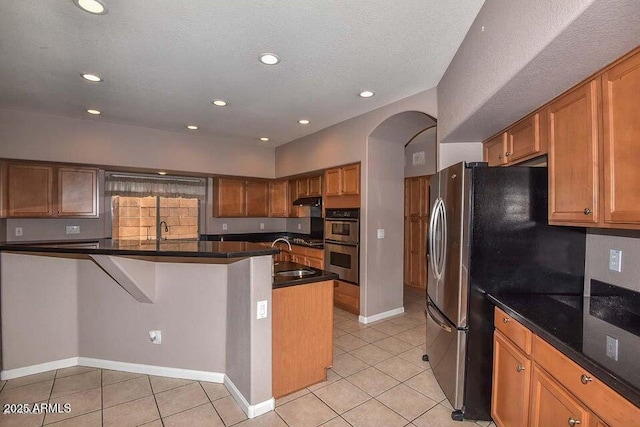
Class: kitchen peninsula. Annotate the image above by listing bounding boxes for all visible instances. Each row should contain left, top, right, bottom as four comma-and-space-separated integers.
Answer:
0, 239, 336, 418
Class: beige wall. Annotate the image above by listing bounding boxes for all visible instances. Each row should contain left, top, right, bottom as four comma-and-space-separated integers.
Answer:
0, 109, 275, 178
437, 0, 640, 143
276, 89, 439, 318
405, 127, 437, 178
438, 142, 483, 171
584, 230, 640, 294
1, 253, 79, 369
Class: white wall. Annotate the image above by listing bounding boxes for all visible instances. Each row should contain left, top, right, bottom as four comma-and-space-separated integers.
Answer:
0, 109, 275, 178
437, 0, 640, 144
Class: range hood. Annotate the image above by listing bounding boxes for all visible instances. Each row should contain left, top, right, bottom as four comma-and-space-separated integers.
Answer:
292, 196, 322, 207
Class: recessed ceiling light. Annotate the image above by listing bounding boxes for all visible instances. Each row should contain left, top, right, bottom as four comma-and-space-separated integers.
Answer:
86, 109, 101, 115
260, 137, 270, 142
298, 119, 310, 125
212, 99, 228, 107
82, 73, 102, 82
359, 90, 375, 98
158, 171, 167, 175
186, 125, 198, 130
73, 0, 108, 15
259, 53, 280, 65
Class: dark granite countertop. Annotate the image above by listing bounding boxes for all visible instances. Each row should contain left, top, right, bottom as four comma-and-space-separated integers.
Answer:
273, 261, 338, 289
487, 291, 640, 407
202, 233, 324, 249
0, 239, 278, 259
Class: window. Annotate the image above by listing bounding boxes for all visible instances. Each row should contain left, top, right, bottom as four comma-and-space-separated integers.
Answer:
105, 173, 205, 240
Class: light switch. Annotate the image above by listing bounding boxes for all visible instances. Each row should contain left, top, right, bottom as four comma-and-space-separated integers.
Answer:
257, 300, 268, 319
606, 335, 619, 361
260, 223, 265, 230
609, 249, 622, 272
377, 229, 385, 239
222, 223, 228, 231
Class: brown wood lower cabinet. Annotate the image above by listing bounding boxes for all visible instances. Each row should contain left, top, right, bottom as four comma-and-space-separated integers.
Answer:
334, 280, 359, 315
272, 280, 333, 398
492, 331, 531, 427
492, 307, 639, 427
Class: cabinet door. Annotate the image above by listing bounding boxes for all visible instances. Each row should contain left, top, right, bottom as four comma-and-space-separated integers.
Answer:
408, 220, 426, 288
57, 167, 98, 217
324, 168, 342, 196
245, 180, 269, 217
529, 365, 590, 427
492, 331, 531, 427
214, 178, 245, 217
269, 180, 289, 217
484, 134, 507, 166
296, 178, 309, 198
308, 175, 322, 196
306, 257, 323, 269
7, 163, 54, 217
341, 164, 360, 195
288, 179, 301, 217
548, 79, 600, 225
507, 114, 540, 163
602, 51, 640, 227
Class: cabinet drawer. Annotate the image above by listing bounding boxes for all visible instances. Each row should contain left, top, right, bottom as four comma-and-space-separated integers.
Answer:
533, 335, 640, 427
494, 307, 532, 355
305, 247, 324, 260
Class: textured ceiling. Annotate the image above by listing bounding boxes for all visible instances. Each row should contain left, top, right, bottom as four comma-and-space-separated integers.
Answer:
0, 1, 484, 147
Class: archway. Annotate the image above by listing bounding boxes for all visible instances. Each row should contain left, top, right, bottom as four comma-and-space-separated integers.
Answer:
359, 111, 436, 323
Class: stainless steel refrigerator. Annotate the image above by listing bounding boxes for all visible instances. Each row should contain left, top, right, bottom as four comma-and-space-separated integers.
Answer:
424, 162, 586, 421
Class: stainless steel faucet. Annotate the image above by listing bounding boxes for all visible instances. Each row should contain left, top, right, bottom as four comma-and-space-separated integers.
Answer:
271, 237, 292, 250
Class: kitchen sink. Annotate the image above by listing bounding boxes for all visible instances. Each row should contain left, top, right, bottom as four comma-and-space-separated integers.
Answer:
275, 269, 316, 277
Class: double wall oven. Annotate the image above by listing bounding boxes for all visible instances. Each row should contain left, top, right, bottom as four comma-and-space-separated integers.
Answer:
324, 208, 359, 285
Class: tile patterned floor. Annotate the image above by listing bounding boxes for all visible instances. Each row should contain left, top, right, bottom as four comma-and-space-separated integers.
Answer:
0, 287, 496, 426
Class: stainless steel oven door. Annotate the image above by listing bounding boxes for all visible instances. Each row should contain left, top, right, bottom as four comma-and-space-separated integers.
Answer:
325, 220, 359, 244
324, 241, 359, 284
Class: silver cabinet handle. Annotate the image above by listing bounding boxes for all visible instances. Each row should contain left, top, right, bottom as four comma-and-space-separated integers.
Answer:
583, 208, 592, 215
568, 418, 581, 426
580, 374, 592, 384
503, 317, 511, 323
516, 365, 525, 372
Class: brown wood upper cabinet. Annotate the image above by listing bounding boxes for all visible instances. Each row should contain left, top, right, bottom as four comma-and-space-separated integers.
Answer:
213, 177, 269, 217
324, 163, 360, 197
268, 180, 289, 217
602, 50, 640, 227
548, 79, 601, 226
483, 113, 543, 167
1, 162, 98, 218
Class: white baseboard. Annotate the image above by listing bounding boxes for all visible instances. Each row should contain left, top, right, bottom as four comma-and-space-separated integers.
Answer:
359, 306, 405, 324
1, 357, 79, 380
224, 375, 275, 418
77, 357, 225, 383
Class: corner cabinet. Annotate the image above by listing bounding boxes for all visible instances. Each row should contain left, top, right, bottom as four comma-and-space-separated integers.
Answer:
1, 162, 98, 218
491, 307, 640, 427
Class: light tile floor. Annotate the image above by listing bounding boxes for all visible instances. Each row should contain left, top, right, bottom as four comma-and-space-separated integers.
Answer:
0, 287, 496, 426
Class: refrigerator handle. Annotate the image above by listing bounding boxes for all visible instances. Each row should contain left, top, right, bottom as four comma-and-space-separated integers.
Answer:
426, 302, 452, 333
437, 200, 447, 278
428, 198, 439, 278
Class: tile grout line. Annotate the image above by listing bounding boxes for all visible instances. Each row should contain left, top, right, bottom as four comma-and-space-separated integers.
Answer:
147, 375, 165, 427
196, 381, 228, 426
100, 369, 104, 427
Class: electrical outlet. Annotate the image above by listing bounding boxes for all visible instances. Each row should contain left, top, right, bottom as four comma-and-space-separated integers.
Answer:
149, 330, 162, 344
222, 223, 228, 231
609, 249, 622, 272
377, 229, 385, 239
260, 223, 265, 230
14, 227, 23, 237
257, 300, 268, 319
66, 225, 80, 235
297, 223, 302, 230
606, 335, 619, 361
